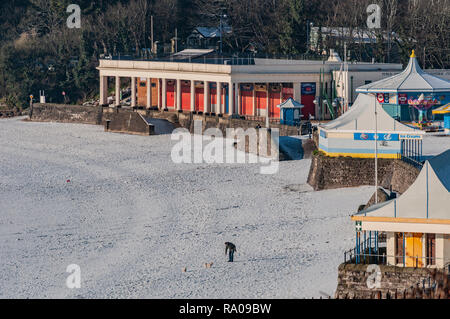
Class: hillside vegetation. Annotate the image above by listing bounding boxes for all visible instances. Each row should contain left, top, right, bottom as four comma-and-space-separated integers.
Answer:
0, 0, 448, 109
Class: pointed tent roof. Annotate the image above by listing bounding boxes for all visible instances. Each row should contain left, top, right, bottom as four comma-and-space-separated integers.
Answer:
354, 150, 450, 220
320, 93, 419, 132
356, 50, 450, 93
277, 98, 304, 109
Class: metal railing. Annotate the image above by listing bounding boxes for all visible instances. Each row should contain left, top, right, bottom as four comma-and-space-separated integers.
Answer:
344, 251, 445, 268
400, 138, 423, 169
400, 154, 424, 169
101, 51, 327, 65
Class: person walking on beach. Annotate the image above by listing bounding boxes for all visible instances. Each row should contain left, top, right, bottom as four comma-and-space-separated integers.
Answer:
225, 242, 236, 262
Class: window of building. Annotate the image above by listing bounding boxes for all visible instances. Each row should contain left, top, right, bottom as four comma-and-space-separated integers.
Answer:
426, 234, 436, 266
139, 82, 146, 87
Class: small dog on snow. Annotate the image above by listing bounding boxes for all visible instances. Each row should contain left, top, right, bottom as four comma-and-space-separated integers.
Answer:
204, 262, 213, 269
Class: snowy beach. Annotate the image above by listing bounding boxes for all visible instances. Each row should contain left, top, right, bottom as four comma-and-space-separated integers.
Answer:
0, 118, 448, 298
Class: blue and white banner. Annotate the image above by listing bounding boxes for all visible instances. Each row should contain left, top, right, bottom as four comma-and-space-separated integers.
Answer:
354, 133, 399, 141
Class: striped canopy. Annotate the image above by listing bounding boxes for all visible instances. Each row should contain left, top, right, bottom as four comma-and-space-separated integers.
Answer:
356, 51, 450, 94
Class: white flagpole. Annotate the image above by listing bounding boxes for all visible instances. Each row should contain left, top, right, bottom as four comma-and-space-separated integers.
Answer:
374, 93, 378, 204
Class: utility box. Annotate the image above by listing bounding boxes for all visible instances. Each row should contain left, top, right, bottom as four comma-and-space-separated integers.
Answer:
39, 90, 46, 104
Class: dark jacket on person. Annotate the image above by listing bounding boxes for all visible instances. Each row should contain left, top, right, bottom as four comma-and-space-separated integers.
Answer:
225, 242, 236, 254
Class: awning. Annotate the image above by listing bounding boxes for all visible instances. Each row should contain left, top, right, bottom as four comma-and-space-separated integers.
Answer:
432, 103, 450, 115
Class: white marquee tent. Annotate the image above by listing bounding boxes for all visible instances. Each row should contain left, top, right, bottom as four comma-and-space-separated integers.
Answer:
355, 149, 450, 221
321, 93, 418, 132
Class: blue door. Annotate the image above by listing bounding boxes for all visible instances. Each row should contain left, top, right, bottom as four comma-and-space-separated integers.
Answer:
225, 86, 229, 114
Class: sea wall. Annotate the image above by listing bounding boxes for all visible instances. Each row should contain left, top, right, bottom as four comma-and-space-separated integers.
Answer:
30, 104, 302, 137
104, 109, 154, 136
149, 110, 302, 137
31, 103, 102, 125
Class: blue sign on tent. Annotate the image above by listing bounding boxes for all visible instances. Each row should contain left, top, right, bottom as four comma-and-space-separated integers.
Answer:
354, 133, 399, 141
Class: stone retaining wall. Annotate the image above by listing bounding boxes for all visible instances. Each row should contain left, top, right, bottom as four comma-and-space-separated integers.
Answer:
104, 110, 154, 136
31, 104, 102, 125
307, 153, 420, 193
148, 110, 301, 137
31, 104, 301, 137
335, 263, 449, 299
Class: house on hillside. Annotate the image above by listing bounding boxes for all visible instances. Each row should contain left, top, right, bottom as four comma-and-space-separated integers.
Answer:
186, 26, 232, 49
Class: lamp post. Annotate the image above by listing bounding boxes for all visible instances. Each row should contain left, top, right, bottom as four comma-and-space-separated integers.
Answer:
373, 93, 378, 204
313, 98, 318, 124
219, 14, 227, 54
307, 21, 314, 53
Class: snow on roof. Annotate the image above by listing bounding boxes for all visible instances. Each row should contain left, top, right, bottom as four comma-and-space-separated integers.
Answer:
356, 51, 450, 93
278, 98, 304, 109
320, 93, 419, 132
171, 49, 215, 58
194, 26, 232, 38
355, 149, 450, 220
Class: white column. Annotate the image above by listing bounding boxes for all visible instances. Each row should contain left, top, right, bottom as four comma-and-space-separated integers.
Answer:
229, 82, 234, 115
237, 83, 241, 116
100, 76, 108, 106
204, 81, 210, 113
190, 80, 195, 112
146, 78, 152, 109
266, 82, 270, 118
216, 82, 222, 115
162, 78, 167, 109
131, 77, 136, 107
115, 76, 120, 107
253, 83, 256, 116
280, 83, 284, 102
176, 79, 181, 111
293, 82, 301, 101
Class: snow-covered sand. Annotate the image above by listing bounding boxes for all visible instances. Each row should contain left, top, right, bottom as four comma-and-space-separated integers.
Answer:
0, 118, 448, 298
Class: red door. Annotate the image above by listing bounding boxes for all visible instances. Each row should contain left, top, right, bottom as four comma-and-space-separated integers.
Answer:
166, 81, 175, 108
240, 85, 253, 115
256, 91, 267, 114
301, 82, 316, 119
181, 81, 191, 111
301, 95, 315, 119
269, 91, 281, 118
195, 87, 204, 112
